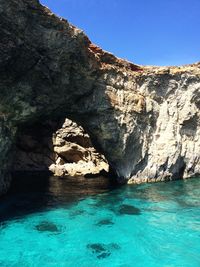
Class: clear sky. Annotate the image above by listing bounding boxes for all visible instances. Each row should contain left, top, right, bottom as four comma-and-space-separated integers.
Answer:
40, 0, 200, 66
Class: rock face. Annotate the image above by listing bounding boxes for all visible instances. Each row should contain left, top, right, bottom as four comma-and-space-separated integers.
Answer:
0, 0, 200, 194
50, 119, 108, 176
14, 118, 108, 176
127, 68, 200, 184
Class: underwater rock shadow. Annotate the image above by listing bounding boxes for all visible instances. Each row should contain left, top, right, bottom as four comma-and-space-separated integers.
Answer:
87, 242, 120, 259
118, 204, 141, 215
95, 218, 115, 226
35, 220, 61, 234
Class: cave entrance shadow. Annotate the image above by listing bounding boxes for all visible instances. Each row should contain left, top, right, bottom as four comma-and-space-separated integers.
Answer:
13, 117, 111, 177
0, 170, 119, 224
13, 118, 65, 173
0, 118, 119, 223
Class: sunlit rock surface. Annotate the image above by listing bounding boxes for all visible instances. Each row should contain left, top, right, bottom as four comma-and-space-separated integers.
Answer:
50, 119, 108, 176
0, 0, 200, 194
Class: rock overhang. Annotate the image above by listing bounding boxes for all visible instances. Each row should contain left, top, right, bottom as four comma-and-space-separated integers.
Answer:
0, 0, 200, 194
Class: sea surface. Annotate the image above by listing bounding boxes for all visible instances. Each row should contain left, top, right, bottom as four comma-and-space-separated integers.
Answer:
0, 173, 200, 267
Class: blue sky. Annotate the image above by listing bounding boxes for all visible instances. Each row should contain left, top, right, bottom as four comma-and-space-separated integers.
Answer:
40, 0, 200, 66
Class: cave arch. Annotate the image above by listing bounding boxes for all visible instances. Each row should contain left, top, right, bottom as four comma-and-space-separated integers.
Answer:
14, 118, 108, 177
0, 0, 141, 195
0, 0, 200, 195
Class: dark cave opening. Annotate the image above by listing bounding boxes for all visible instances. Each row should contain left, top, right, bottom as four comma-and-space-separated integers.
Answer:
12, 118, 114, 190
2, 116, 118, 220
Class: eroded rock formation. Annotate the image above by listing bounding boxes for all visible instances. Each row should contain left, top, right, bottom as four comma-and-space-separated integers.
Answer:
50, 119, 108, 176
0, 0, 200, 194
14, 118, 108, 176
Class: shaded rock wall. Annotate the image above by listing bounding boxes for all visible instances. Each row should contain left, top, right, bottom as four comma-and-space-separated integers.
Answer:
0, 0, 200, 194
14, 120, 56, 171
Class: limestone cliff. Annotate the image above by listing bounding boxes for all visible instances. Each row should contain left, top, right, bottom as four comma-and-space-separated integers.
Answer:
0, 0, 200, 195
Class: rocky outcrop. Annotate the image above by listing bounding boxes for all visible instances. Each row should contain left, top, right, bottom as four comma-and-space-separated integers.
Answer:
50, 119, 108, 176
0, 0, 200, 194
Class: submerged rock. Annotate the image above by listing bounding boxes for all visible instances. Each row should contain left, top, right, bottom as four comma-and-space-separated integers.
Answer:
87, 243, 120, 259
0, 0, 200, 195
69, 209, 85, 218
118, 204, 141, 215
87, 243, 107, 254
95, 218, 114, 226
35, 221, 59, 233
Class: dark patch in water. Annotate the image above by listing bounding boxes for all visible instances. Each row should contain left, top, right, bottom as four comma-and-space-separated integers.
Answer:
118, 204, 141, 215
87, 242, 120, 259
0, 222, 7, 230
96, 219, 114, 226
69, 209, 85, 218
97, 252, 111, 259
87, 243, 107, 254
0, 172, 119, 223
35, 221, 59, 233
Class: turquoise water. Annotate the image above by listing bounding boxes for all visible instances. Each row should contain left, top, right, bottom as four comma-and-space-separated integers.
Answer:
0, 175, 200, 267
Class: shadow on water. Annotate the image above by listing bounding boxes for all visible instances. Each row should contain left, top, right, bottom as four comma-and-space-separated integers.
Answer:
0, 171, 119, 223
1, 172, 200, 224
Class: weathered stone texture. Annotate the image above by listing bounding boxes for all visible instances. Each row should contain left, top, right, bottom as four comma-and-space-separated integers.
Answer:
14, 119, 108, 176
0, 0, 200, 194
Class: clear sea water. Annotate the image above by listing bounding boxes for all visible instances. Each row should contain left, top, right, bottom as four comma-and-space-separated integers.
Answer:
0, 173, 200, 267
